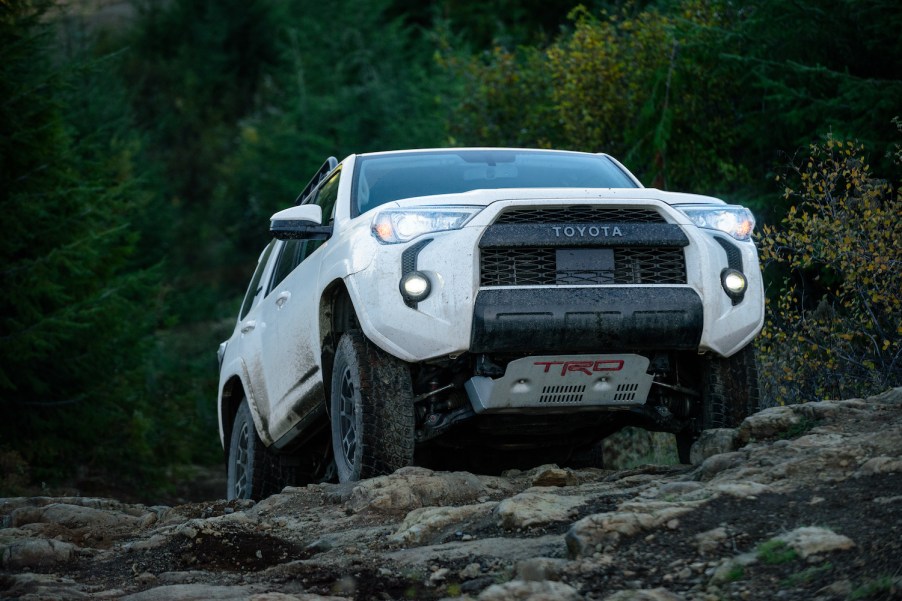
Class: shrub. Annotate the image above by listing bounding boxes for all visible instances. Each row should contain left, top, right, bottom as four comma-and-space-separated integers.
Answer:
757, 539, 799, 565
757, 129, 902, 404
442, 2, 749, 193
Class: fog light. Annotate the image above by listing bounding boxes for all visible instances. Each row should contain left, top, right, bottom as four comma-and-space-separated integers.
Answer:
400, 271, 431, 303
721, 268, 747, 301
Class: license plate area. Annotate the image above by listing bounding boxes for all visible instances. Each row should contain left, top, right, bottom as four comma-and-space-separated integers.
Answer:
556, 248, 614, 285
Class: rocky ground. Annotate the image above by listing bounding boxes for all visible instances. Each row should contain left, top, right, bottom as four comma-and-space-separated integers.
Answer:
2, 389, 901, 601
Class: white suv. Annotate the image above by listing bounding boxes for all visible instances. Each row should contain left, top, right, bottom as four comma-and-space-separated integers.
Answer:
217, 148, 764, 499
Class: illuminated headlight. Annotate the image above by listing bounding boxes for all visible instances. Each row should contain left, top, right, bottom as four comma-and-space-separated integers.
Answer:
400, 271, 431, 302
721, 268, 748, 300
678, 205, 756, 241
372, 206, 481, 244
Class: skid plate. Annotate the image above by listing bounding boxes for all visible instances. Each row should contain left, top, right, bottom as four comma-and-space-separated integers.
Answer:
465, 353, 653, 413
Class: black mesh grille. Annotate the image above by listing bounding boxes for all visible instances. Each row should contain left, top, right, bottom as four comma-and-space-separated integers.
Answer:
494, 206, 665, 224
480, 247, 686, 286
615, 247, 686, 284
482, 248, 556, 286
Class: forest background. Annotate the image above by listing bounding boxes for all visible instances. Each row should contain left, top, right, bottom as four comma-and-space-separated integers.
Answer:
1, 0, 900, 500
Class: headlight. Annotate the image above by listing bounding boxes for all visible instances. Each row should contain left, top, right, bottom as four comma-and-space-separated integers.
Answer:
678, 205, 756, 241
372, 206, 481, 244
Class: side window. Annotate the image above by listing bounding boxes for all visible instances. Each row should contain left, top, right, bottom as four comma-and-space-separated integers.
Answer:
267, 239, 305, 294
315, 168, 341, 224
304, 168, 341, 258
239, 241, 276, 320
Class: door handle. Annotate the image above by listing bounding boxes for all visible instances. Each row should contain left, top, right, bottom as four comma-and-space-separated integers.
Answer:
276, 291, 291, 308
241, 320, 256, 334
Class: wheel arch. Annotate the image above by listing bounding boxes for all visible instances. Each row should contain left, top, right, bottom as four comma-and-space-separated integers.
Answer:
319, 279, 360, 405
220, 375, 247, 460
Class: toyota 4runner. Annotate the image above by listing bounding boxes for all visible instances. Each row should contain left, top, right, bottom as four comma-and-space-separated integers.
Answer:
217, 148, 763, 499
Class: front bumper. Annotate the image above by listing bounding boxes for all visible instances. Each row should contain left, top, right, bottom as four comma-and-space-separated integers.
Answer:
348, 197, 764, 362
470, 286, 703, 353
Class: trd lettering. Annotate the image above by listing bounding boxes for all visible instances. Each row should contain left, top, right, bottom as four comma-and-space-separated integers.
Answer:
534, 359, 625, 376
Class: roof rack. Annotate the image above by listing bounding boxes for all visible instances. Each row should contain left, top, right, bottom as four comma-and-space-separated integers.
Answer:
295, 156, 339, 205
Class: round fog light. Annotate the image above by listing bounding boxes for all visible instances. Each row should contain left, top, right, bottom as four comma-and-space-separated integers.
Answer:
721, 269, 747, 300
400, 271, 431, 303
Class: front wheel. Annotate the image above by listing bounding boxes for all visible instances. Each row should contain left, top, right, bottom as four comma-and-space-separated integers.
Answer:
676, 345, 761, 463
701, 344, 761, 429
330, 331, 415, 483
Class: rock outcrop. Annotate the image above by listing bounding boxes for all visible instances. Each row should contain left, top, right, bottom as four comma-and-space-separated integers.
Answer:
2, 389, 901, 600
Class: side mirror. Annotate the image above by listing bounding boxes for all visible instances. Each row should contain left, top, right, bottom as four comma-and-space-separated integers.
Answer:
270, 205, 333, 240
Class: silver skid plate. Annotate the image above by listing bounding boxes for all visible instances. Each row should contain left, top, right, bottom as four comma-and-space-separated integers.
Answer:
465, 354, 653, 413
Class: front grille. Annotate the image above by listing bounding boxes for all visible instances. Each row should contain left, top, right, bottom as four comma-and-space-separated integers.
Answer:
481, 247, 686, 286
495, 206, 665, 224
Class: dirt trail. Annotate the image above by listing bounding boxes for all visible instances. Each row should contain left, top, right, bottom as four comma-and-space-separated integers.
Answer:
2, 389, 901, 600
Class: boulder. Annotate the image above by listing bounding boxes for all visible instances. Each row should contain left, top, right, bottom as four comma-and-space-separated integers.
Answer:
345, 468, 514, 514
565, 501, 698, 557
0, 537, 77, 569
528, 465, 579, 487
774, 526, 855, 559
10, 502, 155, 536
390, 502, 496, 545
690, 428, 739, 465
496, 490, 587, 529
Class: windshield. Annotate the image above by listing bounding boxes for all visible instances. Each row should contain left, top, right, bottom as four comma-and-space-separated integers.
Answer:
353, 149, 639, 215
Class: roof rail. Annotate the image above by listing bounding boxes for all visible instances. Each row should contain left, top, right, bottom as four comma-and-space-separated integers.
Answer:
295, 156, 339, 205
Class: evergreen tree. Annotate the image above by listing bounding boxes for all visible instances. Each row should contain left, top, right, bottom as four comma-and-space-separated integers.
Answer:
0, 0, 161, 487
120, 0, 449, 315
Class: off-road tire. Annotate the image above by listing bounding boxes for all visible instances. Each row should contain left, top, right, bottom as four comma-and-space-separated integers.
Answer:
330, 331, 415, 483
701, 344, 761, 428
226, 399, 283, 500
676, 345, 761, 464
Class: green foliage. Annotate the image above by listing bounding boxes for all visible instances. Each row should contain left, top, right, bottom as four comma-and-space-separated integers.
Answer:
120, 0, 286, 321
120, 0, 449, 314
441, 43, 556, 148
443, 1, 750, 193
850, 577, 898, 600
393, 0, 601, 48
756, 539, 799, 565
757, 133, 902, 404
215, 0, 449, 263
442, 0, 902, 220
777, 417, 818, 440
717, 0, 902, 181
0, 1, 164, 483
782, 562, 832, 588
722, 564, 745, 583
